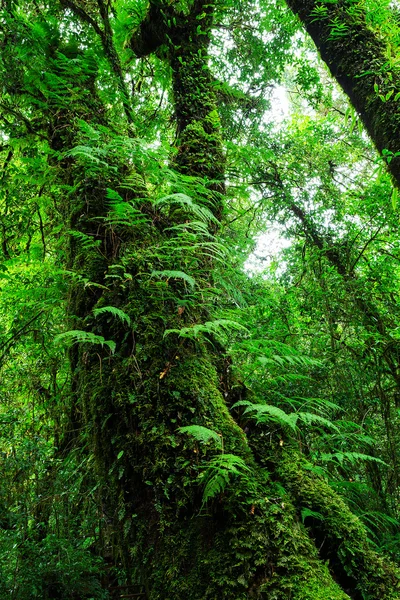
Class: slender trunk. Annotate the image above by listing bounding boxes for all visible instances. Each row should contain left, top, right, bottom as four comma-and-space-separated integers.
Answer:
287, 200, 400, 491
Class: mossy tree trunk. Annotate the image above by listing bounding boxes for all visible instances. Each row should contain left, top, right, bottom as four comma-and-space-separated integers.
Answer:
10, 0, 400, 597
284, 0, 400, 186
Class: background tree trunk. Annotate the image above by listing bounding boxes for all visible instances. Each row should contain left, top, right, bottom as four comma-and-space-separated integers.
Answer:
285, 0, 400, 186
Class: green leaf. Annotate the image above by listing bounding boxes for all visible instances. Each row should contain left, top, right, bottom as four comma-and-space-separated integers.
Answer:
93, 305, 131, 326
391, 187, 398, 210
54, 330, 116, 353
386, 90, 394, 101
178, 425, 222, 448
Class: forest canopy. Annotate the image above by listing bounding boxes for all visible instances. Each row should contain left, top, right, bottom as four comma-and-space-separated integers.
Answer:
2, 0, 400, 598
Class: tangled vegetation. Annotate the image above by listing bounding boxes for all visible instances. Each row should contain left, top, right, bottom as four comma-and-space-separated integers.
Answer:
2, 0, 400, 598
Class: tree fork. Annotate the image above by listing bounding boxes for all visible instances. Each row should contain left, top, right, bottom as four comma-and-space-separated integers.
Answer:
119, 2, 400, 597
278, 451, 400, 598
130, 0, 226, 212
49, 1, 400, 596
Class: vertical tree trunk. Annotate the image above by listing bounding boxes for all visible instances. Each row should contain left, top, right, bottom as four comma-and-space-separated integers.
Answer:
285, 200, 400, 492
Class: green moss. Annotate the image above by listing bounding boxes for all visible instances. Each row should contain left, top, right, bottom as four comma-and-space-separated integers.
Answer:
261, 559, 349, 600
137, 502, 351, 599
278, 451, 400, 599
55, 3, 400, 596
72, 316, 358, 598
176, 120, 224, 177
167, 16, 226, 202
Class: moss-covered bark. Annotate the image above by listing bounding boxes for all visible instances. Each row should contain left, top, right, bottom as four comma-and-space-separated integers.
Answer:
48, 1, 400, 597
130, 0, 225, 208
278, 452, 400, 599
285, 0, 400, 186
74, 330, 355, 599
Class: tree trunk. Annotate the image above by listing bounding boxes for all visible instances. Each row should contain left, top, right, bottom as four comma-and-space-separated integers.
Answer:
285, 0, 400, 187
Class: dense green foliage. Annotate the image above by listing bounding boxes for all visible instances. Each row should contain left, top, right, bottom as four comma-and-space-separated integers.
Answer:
2, 0, 400, 598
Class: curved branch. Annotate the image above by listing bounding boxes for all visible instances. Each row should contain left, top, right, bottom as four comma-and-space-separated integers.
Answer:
59, 0, 104, 39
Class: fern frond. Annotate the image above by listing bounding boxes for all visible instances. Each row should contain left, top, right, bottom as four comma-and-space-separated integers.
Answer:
232, 401, 298, 431
64, 270, 110, 291
164, 319, 248, 342
105, 189, 148, 227
158, 240, 228, 263
106, 188, 124, 203
358, 511, 400, 533
202, 470, 230, 504
93, 306, 131, 327
154, 193, 219, 225
151, 270, 196, 289
291, 397, 342, 414
54, 330, 116, 353
319, 452, 387, 467
65, 145, 108, 166
165, 220, 215, 238
297, 412, 339, 432
68, 230, 101, 250
257, 353, 320, 369
178, 425, 222, 449
201, 454, 251, 504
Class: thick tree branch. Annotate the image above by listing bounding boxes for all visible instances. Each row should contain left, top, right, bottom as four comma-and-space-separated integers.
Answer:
128, 0, 167, 58
285, 0, 400, 187
129, 0, 226, 208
